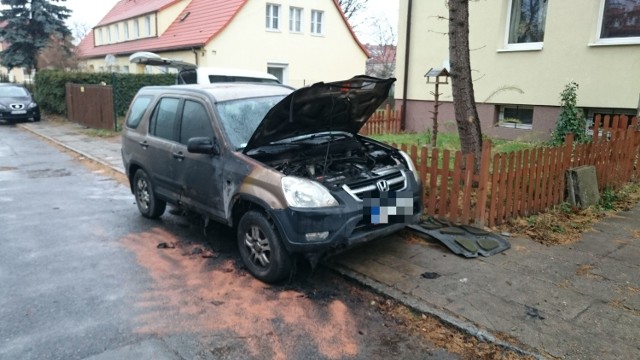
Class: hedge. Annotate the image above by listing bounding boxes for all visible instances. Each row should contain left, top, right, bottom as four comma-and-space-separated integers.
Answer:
34, 70, 175, 116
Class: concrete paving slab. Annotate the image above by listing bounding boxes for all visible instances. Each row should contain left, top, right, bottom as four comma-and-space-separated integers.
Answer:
83, 339, 182, 360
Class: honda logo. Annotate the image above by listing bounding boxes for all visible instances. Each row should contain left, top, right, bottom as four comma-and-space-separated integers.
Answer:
10, 104, 24, 110
376, 180, 390, 192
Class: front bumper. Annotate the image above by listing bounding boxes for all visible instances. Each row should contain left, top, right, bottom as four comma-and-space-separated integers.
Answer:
267, 182, 423, 254
0, 108, 40, 122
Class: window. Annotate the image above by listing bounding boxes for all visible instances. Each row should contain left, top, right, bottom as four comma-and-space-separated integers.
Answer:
145, 16, 152, 36
289, 7, 303, 33
311, 10, 324, 35
126, 95, 152, 128
134, 19, 140, 38
217, 96, 285, 149
121, 65, 129, 73
498, 105, 533, 129
597, 0, 640, 44
505, 0, 548, 49
98, 28, 103, 45
124, 21, 129, 40
266, 4, 280, 30
107, 26, 112, 43
180, 101, 213, 144
267, 63, 287, 84
149, 98, 180, 141
113, 24, 119, 42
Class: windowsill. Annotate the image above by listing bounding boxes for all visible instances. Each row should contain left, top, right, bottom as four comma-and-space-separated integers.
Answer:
310, 33, 324, 37
497, 42, 543, 52
589, 37, 640, 47
497, 123, 533, 130
289, 31, 303, 35
266, 28, 281, 33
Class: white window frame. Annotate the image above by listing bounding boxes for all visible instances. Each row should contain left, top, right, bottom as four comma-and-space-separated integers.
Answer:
266, 4, 280, 31
592, 0, 640, 46
98, 28, 103, 45
289, 7, 303, 33
499, 0, 547, 52
267, 62, 288, 84
145, 15, 152, 36
311, 10, 324, 36
106, 26, 112, 43
134, 19, 140, 38
497, 105, 534, 130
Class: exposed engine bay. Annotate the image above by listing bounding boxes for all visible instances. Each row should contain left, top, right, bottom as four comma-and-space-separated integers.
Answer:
249, 135, 407, 189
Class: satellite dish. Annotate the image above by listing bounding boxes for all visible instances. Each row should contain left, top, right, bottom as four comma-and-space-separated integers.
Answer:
105, 54, 116, 66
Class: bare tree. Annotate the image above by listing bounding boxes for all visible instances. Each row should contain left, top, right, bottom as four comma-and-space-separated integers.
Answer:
448, 0, 482, 169
337, 0, 369, 28
365, 17, 396, 78
38, 34, 78, 70
70, 21, 91, 45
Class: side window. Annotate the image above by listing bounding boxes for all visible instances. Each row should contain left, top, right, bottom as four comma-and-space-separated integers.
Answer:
178, 69, 197, 84
149, 97, 180, 141
180, 100, 213, 144
126, 95, 152, 128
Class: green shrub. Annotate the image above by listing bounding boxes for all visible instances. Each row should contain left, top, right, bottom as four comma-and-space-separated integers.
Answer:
549, 81, 587, 146
34, 70, 174, 116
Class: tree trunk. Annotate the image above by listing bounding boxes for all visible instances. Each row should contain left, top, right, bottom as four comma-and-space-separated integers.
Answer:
448, 0, 482, 170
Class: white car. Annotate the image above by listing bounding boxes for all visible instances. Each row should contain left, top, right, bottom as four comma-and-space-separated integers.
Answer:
129, 51, 280, 85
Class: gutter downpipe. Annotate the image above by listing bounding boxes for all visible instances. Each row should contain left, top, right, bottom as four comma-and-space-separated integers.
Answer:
401, 0, 413, 131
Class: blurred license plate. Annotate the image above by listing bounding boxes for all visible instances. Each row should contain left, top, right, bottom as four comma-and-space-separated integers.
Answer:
363, 191, 413, 224
11, 110, 27, 115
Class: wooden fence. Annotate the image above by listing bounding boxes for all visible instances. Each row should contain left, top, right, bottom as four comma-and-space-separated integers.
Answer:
66, 83, 115, 130
392, 115, 640, 227
360, 104, 402, 135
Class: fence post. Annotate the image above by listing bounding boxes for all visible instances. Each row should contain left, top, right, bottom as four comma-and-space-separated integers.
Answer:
475, 139, 492, 226
112, 72, 118, 131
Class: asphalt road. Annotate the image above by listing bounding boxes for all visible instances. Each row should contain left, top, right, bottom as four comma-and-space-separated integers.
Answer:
0, 124, 457, 360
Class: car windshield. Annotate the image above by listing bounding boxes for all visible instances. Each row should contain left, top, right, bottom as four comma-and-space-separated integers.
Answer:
0, 86, 29, 97
216, 95, 285, 150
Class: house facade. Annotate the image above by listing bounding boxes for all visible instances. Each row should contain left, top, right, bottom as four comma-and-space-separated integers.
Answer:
396, 0, 640, 140
76, 0, 368, 88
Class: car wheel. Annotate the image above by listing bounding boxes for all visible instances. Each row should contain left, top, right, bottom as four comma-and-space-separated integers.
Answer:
33, 115, 40, 122
237, 211, 292, 283
133, 169, 166, 219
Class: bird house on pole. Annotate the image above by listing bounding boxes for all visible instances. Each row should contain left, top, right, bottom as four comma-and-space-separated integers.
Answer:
425, 68, 450, 147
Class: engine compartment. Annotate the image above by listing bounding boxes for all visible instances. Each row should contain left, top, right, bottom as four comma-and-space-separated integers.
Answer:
249, 136, 405, 189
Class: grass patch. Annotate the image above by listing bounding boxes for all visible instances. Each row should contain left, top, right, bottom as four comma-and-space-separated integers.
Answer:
369, 131, 538, 155
84, 128, 120, 138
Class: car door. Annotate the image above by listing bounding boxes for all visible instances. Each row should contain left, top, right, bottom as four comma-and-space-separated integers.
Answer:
145, 97, 182, 202
172, 99, 226, 220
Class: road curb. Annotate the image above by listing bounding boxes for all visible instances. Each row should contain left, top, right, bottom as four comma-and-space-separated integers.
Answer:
19, 123, 126, 176
326, 262, 545, 360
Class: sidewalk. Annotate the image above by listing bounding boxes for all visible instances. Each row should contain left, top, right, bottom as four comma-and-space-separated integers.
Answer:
20, 120, 640, 359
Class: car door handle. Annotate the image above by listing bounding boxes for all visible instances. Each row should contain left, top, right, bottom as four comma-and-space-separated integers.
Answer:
138, 141, 149, 149
172, 152, 185, 161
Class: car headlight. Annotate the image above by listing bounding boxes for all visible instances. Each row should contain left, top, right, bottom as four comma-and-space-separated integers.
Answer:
399, 151, 420, 185
28, 102, 38, 109
0, 104, 7, 110
281, 176, 338, 208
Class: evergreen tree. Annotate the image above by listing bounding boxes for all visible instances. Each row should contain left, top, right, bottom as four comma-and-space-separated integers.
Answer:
0, 0, 71, 72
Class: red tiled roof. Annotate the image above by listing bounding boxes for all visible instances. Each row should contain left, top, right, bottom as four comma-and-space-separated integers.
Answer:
78, 0, 247, 58
96, 0, 181, 27
77, 0, 368, 59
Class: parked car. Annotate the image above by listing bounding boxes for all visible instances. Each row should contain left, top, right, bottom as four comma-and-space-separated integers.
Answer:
129, 51, 281, 85
0, 83, 40, 123
121, 75, 423, 283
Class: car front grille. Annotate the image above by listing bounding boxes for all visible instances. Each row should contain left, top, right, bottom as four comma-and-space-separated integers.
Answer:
341, 170, 407, 201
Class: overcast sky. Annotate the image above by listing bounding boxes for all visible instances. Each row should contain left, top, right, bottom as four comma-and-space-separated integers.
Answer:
64, 0, 399, 44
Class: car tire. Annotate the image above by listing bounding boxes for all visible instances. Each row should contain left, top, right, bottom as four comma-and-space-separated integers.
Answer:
133, 169, 166, 219
237, 211, 292, 283
33, 115, 40, 122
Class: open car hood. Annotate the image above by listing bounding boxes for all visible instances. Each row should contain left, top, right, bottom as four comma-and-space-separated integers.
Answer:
243, 75, 395, 153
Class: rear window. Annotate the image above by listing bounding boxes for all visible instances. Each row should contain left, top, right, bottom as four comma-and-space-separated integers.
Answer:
209, 75, 279, 84
126, 95, 152, 128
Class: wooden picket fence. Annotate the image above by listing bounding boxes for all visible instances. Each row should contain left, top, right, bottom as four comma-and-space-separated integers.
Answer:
360, 104, 402, 135
391, 115, 640, 227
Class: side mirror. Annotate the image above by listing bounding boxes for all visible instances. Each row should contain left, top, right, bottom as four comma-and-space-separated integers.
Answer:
187, 137, 220, 156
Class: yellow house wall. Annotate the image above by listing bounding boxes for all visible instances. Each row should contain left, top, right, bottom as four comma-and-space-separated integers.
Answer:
82, 49, 196, 74
201, 0, 367, 88
397, 0, 640, 109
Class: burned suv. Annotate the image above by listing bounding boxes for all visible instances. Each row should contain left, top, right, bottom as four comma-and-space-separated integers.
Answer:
121, 76, 423, 282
